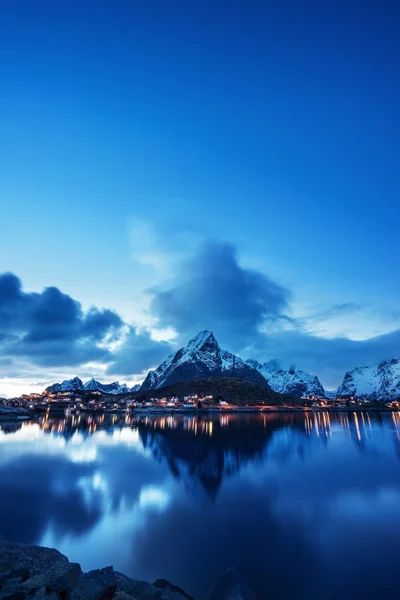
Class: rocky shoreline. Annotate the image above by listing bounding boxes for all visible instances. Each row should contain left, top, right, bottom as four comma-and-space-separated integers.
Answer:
0, 537, 257, 600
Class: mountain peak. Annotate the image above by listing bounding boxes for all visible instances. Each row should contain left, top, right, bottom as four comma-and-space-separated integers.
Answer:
247, 360, 325, 397
140, 331, 269, 390
187, 330, 218, 351
337, 357, 400, 400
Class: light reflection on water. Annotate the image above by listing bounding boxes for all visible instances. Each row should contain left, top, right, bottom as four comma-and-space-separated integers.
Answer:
1, 411, 400, 600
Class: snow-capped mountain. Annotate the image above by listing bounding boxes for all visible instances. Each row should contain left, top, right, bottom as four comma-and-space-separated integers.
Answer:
337, 357, 400, 401
130, 384, 141, 392
44, 377, 83, 394
140, 330, 269, 390
246, 360, 326, 397
44, 378, 132, 395
323, 390, 337, 399
83, 379, 130, 395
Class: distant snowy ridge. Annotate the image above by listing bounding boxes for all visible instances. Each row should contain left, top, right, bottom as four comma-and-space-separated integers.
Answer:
246, 360, 326, 398
44, 378, 139, 395
336, 357, 400, 401
43, 335, 400, 402
140, 330, 269, 390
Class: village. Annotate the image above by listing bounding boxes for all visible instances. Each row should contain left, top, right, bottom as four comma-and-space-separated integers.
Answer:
0, 389, 215, 414
1, 387, 399, 416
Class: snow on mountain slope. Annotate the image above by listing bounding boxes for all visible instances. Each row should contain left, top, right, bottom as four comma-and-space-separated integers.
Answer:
140, 331, 269, 390
44, 378, 131, 395
337, 358, 400, 401
246, 360, 326, 397
83, 378, 129, 395
44, 377, 83, 394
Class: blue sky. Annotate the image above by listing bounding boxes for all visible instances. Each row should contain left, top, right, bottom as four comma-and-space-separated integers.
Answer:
0, 0, 399, 395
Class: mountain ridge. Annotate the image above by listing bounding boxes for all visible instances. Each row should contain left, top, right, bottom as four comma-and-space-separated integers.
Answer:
336, 357, 400, 401
44, 378, 140, 395
246, 360, 326, 398
140, 331, 270, 390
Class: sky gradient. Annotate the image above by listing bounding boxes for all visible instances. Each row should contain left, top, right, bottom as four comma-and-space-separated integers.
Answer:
1, 0, 399, 395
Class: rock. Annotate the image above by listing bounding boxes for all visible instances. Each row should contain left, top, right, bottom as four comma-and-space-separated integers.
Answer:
0, 537, 68, 578
67, 567, 116, 600
12, 568, 29, 583
206, 567, 258, 600
153, 579, 195, 600
0, 577, 24, 600
0, 590, 25, 600
31, 587, 61, 599
23, 562, 82, 595
115, 572, 193, 600
0, 571, 15, 588
0, 538, 193, 600
0, 592, 24, 600
115, 573, 159, 599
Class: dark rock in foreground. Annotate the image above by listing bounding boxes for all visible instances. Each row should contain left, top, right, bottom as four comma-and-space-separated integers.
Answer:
153, 579, 195, 600
0, 537, 68, 577
0, 537, 258, 600
67, 566, 116, 600
22, 562, 82, 596
0, 537, 193, 600
206, 567, 259, 600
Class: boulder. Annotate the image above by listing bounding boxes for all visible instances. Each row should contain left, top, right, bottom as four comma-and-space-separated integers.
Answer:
22, 562, 82, 595
206, 567, 258, 600
0, 571, 15, 588
115, 573, 159, 599
115, 572, 194, 600
13, 569, 29, 583
31, 587, 61, 599
0, 537, 68, 579
0, 577, 24, 600
153, 579, 195, 600
67, 567, 116, 600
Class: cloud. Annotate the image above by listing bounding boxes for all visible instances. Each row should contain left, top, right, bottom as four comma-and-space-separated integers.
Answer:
0, 358, 12, 367
248, 328, 400, 388
313, 302, 362, 320
130, 220, 172, 274
149, 241, 290, 349
107, 328, 174, 376
0, 273, 123, 367
2, 253, 399, 392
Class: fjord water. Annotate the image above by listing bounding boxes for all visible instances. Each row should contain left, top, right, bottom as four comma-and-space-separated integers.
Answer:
1, 412, 400, 599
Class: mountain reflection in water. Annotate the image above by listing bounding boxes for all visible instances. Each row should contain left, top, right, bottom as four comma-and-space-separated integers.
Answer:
1, 411, 400, 600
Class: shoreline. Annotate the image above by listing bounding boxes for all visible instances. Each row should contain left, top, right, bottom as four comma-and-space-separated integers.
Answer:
1, 405, 399, 423
0, 536, 196, 600
0, 537, 255, 600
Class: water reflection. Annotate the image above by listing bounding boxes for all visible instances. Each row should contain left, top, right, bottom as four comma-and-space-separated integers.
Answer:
1, 412, 400, 599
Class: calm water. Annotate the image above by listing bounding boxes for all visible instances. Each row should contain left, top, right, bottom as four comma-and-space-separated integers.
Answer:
1, 411, 400, 599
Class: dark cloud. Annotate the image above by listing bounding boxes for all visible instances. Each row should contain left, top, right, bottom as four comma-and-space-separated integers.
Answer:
249, 328, 400, 388
143, 244, 400, 387
0, 272, 123, 367
107, 327, 174, 376
149, 241, 290, 349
